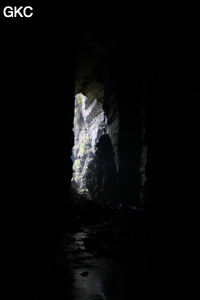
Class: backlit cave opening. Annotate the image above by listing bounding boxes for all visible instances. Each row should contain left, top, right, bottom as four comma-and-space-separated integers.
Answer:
71, 93, 108, 198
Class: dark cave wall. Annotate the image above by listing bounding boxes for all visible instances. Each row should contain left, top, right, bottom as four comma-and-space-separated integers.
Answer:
142, 6, 200, 235
141, 8, 200, 295
73, 1, 199, 220
81, 1, 200, 235
73, 2, 149, 206
1, 6, 78, 296
103, 56, 144, 205
117, 65, 144, 206
1, 22, 75, 264
103, 79, 120, 173
146, 50, 200, 232
79, 50, 144, 205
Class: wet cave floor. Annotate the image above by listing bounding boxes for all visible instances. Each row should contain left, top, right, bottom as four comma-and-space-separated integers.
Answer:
47, 193, 156, 300
5, 192, 193, 300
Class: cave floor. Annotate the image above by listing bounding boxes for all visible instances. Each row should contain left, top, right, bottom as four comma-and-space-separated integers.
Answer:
48, 195, 196, 300
4, 194, 194, 299
49, 197, 155, 300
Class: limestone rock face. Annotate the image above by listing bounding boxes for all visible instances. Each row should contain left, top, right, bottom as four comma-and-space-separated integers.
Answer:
72, 93, 106, 189
104, 81, 120, 173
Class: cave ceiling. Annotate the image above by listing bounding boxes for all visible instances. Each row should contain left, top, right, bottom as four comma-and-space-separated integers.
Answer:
75, 30, 118, 102
74, 0, 156, 100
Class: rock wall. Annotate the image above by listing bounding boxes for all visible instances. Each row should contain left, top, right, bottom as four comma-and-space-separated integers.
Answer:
104, 80, 120, 173
86, 134, 117, 204
101, 51, 145, 206
72, 93, 106, 190
74, 34, 146, 206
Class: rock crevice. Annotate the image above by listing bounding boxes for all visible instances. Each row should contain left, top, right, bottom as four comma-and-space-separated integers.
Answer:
72, 93, 107, 191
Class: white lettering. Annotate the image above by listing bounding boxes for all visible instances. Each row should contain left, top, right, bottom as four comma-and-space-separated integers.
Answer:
3, 6, 13, 18
3, 6, 33, 18
23, 6, 33, 18
14, 6, 23, 17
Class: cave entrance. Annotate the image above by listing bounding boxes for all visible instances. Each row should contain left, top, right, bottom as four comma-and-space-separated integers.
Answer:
71, 93, 107, 198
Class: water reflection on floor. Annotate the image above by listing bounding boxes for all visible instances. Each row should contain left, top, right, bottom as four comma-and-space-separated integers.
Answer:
72, 257, 114, 300
55, 212, 153, 300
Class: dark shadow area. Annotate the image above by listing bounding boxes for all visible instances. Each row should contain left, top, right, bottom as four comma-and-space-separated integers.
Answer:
1, 2, 199, 300
1, 7, 75, 299
86, 134, 117, 204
